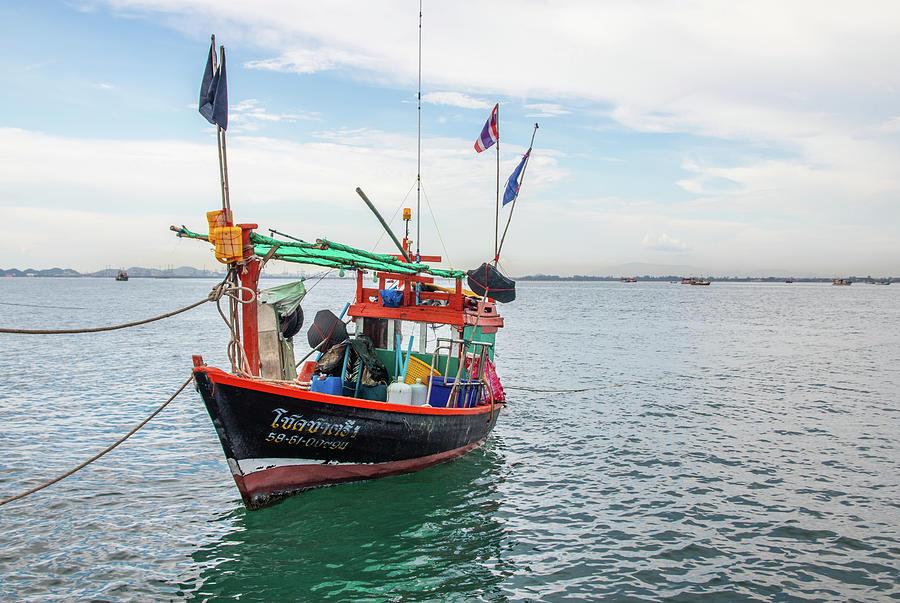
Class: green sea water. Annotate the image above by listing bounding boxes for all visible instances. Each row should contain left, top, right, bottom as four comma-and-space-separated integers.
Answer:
1, 278, 898, 600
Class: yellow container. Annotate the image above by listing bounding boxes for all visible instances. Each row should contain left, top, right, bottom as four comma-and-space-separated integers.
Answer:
206, 210, 241, 264
212, 226, 243, 264
405, 355, 439, 385
207, 209, 226, 232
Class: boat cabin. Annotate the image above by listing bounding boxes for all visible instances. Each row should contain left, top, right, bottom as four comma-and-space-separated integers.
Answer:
250, 249, 504, 408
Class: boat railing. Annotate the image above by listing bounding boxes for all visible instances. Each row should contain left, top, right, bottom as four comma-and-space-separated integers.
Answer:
426, 337, 493, 408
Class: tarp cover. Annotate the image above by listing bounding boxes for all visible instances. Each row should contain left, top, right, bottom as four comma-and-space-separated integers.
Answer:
258, 280, 306, 339
258, 280, 306, 316
173, 227, 466, 279
466, 263, 516, 303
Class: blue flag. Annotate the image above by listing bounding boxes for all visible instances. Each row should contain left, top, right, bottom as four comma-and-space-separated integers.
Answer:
199, 42, 228, 130
503, 149, 530, 206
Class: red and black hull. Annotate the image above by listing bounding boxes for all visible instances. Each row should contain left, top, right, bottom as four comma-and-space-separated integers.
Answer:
192, 367, 502, 509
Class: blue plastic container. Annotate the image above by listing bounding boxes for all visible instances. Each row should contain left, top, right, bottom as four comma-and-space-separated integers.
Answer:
310, 376, 343, 396
341, 381, 387, 402
427, 377, 480, 408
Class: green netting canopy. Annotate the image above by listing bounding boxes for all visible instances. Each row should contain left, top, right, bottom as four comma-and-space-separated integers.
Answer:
175, 227, 465, 279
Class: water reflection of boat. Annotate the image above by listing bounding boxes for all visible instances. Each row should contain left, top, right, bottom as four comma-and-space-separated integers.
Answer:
185, 443, 508, 599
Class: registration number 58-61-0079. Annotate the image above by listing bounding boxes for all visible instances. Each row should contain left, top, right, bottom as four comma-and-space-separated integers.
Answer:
265, 432, 350, 450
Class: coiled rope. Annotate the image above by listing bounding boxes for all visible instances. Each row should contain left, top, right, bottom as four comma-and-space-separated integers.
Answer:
0, 374, 193, 508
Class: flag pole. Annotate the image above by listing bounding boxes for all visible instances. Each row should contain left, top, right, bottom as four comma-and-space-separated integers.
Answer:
210, 34, 229, 220
494, 104, 500, 262
496, 123, 538, 261
217, 44, 232, 224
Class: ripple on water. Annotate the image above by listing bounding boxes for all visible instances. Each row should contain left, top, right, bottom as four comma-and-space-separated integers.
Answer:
0, 279, 898, 600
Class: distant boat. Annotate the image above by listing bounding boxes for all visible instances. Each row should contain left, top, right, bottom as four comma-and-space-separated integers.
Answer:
620, 277, 637, 283
685, 276, 710, 285
833, 278, 852, 286
115, 270, 128, 281
785, 278, 793, 283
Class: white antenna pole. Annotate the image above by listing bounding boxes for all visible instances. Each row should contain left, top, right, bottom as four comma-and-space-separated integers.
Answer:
416, 0, 422, 258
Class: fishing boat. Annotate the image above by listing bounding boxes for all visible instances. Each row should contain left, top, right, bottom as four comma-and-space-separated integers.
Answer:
178, 231, 509, 509
115, 270, 128, 281
689, 277, 710, 286
175, 26, 528, 509
833, 278, 852, 285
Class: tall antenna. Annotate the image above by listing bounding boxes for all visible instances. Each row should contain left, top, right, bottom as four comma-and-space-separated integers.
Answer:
416, 0, 422, 258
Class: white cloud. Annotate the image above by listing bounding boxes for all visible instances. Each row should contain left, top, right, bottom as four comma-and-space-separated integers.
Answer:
524, 103, 570, 118
880, 116, 900, 132
642, 233, 691, 253
422, 92, 491, 110
243, 47, 377, 75
229, 99, 319, 132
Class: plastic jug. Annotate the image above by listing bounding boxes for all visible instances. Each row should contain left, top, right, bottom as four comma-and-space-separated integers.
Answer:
386, 378, 412, 405
410, 378, 428, 405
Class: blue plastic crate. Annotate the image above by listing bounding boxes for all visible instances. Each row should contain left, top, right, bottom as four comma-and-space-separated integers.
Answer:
427, 377, 480, 408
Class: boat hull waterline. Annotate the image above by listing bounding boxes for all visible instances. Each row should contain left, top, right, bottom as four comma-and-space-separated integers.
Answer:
193, 367, 502, 509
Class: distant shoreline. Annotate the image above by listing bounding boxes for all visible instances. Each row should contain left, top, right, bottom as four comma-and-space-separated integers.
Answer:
1, 267, 894, 283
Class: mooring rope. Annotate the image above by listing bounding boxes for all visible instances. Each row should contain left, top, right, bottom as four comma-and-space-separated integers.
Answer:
0, 280, 235, 335
0, 374, 194, 508
0, 293, 220, 335
0, 301, 87, 310
504, 384, 624, 393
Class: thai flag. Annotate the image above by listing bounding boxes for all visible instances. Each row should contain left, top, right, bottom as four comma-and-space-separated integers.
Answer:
474, 104, 499, 152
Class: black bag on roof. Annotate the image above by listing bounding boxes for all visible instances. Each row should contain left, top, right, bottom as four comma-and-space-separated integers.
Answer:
466, 263, 516, 303
307, 309, 349, 352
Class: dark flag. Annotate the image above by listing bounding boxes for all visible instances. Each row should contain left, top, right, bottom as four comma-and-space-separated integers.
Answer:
199, 41, 228, 130
503, 149, 530, 206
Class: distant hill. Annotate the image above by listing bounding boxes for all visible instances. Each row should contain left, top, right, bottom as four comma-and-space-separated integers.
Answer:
1, 266, 224, 278
1, 266, 318, 279
0, 267, 82, 278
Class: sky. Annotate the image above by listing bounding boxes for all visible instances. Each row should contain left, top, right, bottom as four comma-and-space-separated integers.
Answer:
1, 0, 899, 278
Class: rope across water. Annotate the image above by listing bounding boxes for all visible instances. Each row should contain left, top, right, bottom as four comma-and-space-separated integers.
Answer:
0, 288, 226, 335
0, 374, 194, 507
